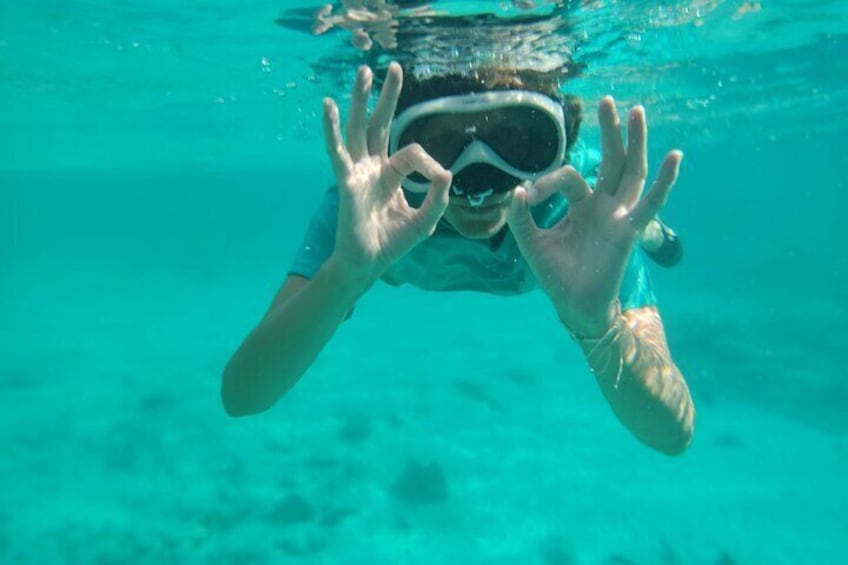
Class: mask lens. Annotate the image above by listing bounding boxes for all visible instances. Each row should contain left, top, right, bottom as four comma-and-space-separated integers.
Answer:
398, 114, 470, 170
396, 104, 560, 175
480, 106, 561, 172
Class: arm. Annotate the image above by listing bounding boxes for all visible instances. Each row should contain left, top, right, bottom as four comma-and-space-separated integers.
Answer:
221, 265, 369, 416
507, 97, 695, 454
577, 306, 694, 455
221, 62, 450, 417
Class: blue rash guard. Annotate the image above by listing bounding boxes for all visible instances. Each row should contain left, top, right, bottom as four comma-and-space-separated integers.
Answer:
288, 141, 657, 311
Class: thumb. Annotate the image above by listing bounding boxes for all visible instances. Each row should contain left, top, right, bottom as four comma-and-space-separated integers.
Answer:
506, 184, 537, 243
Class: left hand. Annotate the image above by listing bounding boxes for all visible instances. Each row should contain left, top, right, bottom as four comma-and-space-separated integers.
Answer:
506, 96, 682, 338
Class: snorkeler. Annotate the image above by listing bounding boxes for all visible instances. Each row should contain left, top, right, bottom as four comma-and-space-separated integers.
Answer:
221, 58, 695, 455
222, 3, 695, 454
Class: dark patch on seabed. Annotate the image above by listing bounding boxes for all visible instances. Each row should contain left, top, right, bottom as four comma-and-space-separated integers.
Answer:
390, 458, 449, 505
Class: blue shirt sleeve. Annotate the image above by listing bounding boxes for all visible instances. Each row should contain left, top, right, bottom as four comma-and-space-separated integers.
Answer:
619, 250, 657, 310
569, 139, 601, 187
288, 187, 339, 278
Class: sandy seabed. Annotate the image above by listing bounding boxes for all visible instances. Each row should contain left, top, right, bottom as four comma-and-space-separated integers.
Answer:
2, 262, 846, 565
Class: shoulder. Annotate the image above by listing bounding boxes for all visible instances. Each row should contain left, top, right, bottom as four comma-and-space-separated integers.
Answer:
620, 249, 658, 310
568, 139, 602, 183
287, 186, 340, 279
303, 186, 341, 232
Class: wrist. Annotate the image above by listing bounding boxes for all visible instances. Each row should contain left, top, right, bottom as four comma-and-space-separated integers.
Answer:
563, 299, 622, 341
570, 307, 628, 390
320, 254, 379, 300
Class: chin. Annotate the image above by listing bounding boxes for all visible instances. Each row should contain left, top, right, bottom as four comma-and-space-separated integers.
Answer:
444, 201, 509, 239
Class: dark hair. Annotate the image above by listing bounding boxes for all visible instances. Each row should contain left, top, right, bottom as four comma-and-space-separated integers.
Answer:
397, 68, 583, 158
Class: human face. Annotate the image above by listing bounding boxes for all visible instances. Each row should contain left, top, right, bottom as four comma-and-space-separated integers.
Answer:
390, 90, 567, 210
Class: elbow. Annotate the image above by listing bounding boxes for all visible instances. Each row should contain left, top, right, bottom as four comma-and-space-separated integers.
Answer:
221, 390, 254, 418
220, 364, 267, 418
221, 384, 252, 418
653, 428, 693, 456
648, 417, 695, 456
618, 396, 696, 455
666, 399, 697, 455
648, 392, 697, 456
221, 386, 270, 418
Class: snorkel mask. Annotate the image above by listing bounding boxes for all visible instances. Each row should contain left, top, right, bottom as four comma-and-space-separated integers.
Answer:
389, 90, 567, 207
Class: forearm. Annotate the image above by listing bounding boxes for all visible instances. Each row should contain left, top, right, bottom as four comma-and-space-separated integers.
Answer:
221, 256, 372, 416
576, 307, 695, 455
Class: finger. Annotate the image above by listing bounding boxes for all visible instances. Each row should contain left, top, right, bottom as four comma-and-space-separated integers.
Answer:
506, 184, 538, 243
630, 150, 682, 229
618, 105, 648, 207
413, 171, 451, 234
596, 96, 626, 196
530, 165, 592, 207
382, 143, 447, 189
346, 66, 372, 161
368, 61, 403, 156
322, 98, 352, 179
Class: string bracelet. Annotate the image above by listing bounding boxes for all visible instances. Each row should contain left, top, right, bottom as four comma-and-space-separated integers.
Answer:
569, 302, 626, 389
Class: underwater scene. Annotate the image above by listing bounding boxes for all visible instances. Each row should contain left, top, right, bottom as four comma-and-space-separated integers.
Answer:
1, 1, 846, 563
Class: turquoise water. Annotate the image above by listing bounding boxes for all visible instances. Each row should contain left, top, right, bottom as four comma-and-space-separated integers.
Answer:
2, 1, 847, 563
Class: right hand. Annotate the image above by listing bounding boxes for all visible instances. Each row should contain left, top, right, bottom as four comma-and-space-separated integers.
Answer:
322, 62, 452, 284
